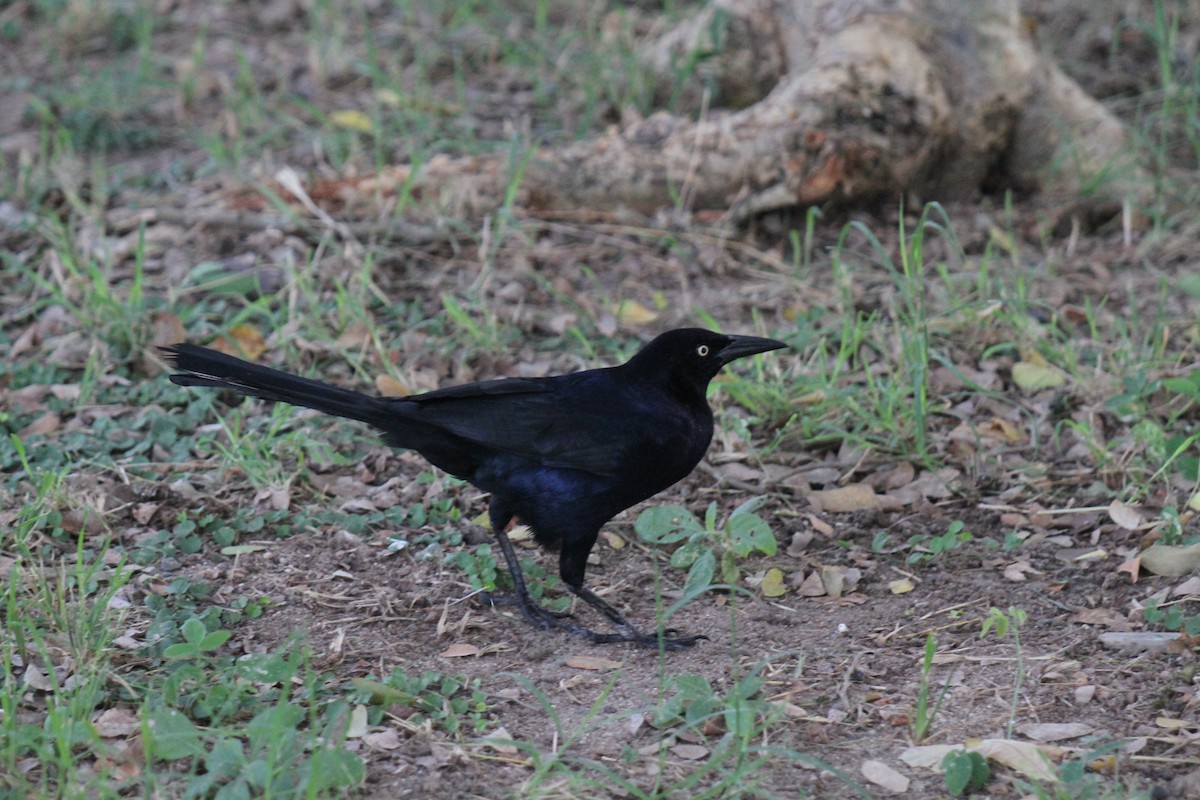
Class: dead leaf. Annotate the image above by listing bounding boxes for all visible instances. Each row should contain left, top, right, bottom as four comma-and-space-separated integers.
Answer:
1012, 361, 1066, 392
256, 486, 291, 511
375, 374, 410, 397
336, 323, 372, 350
1002, 561, 1041, 582
1155, 717, 1189, 730
565, 655, 622, 671
797, 570, 826, 596
671, 743, 709, 760
877, 461, 915, 490
806, 513, 834, 536
615, 300, 659, 326
347, 705, 368, 738
1115, 556, 1140, 582
819, 566, 845, 598
132, 502, 159, 525
601, 531, 626, 549
861, 759, 909, 794
1017, 722, 1094, 742
1098, 631, 1181, 654
1074, 685, 1096, 705
1107, 500, 1143, 530
331, 109, 374, 132
150, 311, 186, 350
212, 324, 266, 359
20, 412, 61, 437
1068, 608, 1130, 630
889, 578, 915, 595
93, 707, 140, 738
807, 484, 879, 513
977, 417, 1024, 443
362, 728, 402, 750
478, 726, 519, 755
1173, 576, 1200, 596
48, 383, 81, 401
761, 567, 787, 597
900, 739, 1060, 783
440, 643, 481, 658
787, 531, 814, 557
1140, 542, 1200, 577
715, 461, 763, 483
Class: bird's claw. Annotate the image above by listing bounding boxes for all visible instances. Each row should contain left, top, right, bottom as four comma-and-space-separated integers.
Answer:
589, 630, 709, 650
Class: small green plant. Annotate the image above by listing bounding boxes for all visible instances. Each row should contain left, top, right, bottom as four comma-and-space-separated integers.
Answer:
353, 669, 492, 736
907, 520, 973, 563
910, 634, 953, 743
162, 617, 232, 660
635, 497, 778, 595
942, 749, 990, 796
1143, 596, 1200, 636
981, 606, 1028, 738
144, 647, 360, 796
1012, 740, 1151, 800
652, 671, 770, 738
447, 542, 500, 592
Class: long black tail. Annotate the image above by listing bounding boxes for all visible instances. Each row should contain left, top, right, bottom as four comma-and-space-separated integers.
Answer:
162, 344, 397, 430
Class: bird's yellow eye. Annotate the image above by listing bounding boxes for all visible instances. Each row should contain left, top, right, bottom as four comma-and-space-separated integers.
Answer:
696, 345, 710, 357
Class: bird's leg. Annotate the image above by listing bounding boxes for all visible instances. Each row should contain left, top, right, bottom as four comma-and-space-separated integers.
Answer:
482, 523, 573, 627
567, 583, 707, 651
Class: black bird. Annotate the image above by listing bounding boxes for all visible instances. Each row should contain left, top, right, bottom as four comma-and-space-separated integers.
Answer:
163, 328, 786, 648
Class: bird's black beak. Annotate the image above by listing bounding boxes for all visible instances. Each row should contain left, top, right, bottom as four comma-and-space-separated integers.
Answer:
717, 335, 788, 365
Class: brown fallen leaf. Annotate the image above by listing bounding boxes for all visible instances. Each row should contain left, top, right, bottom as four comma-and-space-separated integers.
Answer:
478, 726, 519, 755
796, 570, 826, 597
336, 322, 372, 350
861, 759, 909, 794
1002, 561, 1041, 582
565, 655, 622, 671
1139, 542, 1200, 577
375, 374, 410, 397
363, 729, 403, 750
1115, 556, 1140, 582
93, 707, 140, 738
671, 743, 709, 760
1016, 722, 1094, 742
614, 300, 659, 326
806, 513, 834, 536
20, 412, 61, 437
440, 643, 481, 658
807, 484, 879, 513
1107, 499, 1143, 531
212, 324, 266, 359
977, 416, 1024, 443
877, 461, 916, 491
1068, 608, 1130, 630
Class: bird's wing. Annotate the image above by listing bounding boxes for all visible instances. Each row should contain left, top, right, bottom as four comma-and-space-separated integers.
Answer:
393, 372, 633, 479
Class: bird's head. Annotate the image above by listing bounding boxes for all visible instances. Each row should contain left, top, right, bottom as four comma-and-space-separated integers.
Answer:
626, 328, 788, 399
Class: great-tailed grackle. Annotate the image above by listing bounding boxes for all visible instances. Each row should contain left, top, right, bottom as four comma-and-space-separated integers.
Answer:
163, 328, 786, 648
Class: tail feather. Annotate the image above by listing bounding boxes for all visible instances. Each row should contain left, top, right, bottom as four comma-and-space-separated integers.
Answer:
162, 344, 396, 430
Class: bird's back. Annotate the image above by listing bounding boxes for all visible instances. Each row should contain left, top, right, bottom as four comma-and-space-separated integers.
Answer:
381, 365, 714, 500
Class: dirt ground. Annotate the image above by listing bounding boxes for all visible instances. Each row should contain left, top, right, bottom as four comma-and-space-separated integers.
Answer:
3, 1, 1200, 798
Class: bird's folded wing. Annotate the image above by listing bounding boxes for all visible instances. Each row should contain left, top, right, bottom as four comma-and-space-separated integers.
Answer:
395, 375, 630, 478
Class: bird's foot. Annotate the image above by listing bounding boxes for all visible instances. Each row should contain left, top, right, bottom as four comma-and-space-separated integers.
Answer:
582, 626, 708, 651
